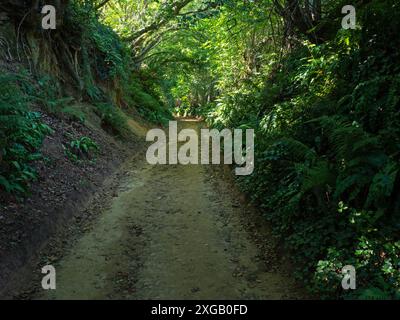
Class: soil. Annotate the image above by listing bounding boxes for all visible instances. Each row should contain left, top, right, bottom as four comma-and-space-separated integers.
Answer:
20, 120, 306, 300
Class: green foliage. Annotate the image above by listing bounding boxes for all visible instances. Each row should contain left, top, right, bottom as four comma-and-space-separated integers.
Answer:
64, 135, 99, 163
61, 106, 86, 123
94, 103, 129, 138
1, 0, 169, 195
66, 1, 130, 82
64, 1, 169, 126
123, 75, 172, 125
0, 74, 52, 195
238, 39, 400, 295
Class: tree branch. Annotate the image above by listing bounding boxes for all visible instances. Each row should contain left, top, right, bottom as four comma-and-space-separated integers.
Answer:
96, 0, 112, 10
125, 0, 195, 41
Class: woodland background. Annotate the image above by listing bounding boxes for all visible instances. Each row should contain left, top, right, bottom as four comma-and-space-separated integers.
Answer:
0, 0, 399, 299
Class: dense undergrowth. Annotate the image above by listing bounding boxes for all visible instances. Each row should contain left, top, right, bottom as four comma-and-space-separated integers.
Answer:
205, 1, 400, 299
0, 74, 52, 194
64, 1, 172, 125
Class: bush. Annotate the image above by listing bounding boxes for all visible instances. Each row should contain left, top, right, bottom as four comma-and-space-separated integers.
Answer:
123, 77, 172, 125
94, 103, 129, 138
207, 4, 400, 298
64, 135, 99, 163
0, 74, 52, 195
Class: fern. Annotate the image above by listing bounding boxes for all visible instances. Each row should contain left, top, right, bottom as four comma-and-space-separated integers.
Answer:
0, 73, 51, 195
302, 160, 335, 194
366, 161, 398, 208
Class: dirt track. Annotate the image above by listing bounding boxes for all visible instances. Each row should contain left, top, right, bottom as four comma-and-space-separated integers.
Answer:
36, 120, 304, 300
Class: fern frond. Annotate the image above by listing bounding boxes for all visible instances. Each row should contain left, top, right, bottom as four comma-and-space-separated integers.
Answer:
302, 160, 335, 194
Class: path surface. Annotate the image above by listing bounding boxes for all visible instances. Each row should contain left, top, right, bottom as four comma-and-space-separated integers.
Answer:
37, 121, 303, 300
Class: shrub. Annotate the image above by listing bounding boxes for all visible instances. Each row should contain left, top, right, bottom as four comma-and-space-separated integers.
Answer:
0, 74, 52, 195
123, 77, 172, 125
64, 135, 99, 163
208, 14, 400, 298
94, 103, 129, 138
